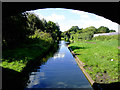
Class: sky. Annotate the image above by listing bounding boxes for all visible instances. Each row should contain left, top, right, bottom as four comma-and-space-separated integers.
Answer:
26, 8, 118, 32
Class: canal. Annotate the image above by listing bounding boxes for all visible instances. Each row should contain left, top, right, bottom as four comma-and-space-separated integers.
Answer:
25, 40, 92, 88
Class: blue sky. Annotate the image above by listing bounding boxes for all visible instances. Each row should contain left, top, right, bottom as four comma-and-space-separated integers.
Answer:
26, 8, 118, 32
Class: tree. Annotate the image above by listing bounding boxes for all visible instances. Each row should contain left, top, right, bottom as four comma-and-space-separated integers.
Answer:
109, 29, 116, 32
41, 18, 48, 32
3, 12, 30, 48
25, 12, 44, 34
47, 21, 61, 42
3, 12, 61, 49
68, 26, 81, 34
97, 26, 110, 33
82, 26, 97, 34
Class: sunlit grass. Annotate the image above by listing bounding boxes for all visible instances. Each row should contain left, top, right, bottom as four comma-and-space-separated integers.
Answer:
69, 39, 118, 83
1, 42, 51, 72
0, 59, 27, 72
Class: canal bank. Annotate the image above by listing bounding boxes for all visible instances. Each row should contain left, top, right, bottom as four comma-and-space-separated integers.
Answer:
68, 42, 120, 90
2, 42, 58, 89
68, 46, 94, 86
25, 41, 93, 89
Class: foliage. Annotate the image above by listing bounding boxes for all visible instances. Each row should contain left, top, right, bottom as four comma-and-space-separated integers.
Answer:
2, 13, 30, 49
47, 21, 61, 41
25, 12, 44, 35
29, 29, 53, 43
109, 29, 116, 32
2, 12, 61, 49
82, 26, 97, 34
92, 35, 118, 41
71, 31, 94, 41
25, 12, 61, 42
97, 26, 110, 33
69, 26, 82, 34
62, 26, 81, 41
68, 26, 96, 41
63, 25, 116, 42
2, 12, 61, 72
1, 37, 54, 72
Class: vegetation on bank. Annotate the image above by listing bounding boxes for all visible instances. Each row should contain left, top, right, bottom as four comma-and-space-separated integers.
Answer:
1, 38, 55, 72
62, 25, 118, 83
61, 26, 116, 42
69, 35, 119, 83
1, 12, 61, 72
1, 9, 119, 87
92, 34, 119, 41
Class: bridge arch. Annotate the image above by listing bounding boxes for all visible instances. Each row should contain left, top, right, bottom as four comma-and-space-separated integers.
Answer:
2, 2, 119, 24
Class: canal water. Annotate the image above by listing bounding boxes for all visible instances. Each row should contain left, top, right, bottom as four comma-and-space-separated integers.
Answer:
25, 41, 92, 88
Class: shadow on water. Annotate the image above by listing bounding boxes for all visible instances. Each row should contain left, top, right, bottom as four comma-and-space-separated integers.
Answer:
21, 46, 58, 87
2, 40, 120, 89
92, 82, 120, 90
2, 67, 23, 89
2, 44, 59, 89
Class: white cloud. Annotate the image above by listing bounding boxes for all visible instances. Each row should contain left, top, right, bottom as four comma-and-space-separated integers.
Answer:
70, 10, 118, 32
60, 17, 118, 32
71, 10, 92, 19
45, 14, 65, 22
36, 13, 65, 24
27, 9, 118, 32
60, 25, 72, 32
71, 10, 87, 15
26, 10, 65, 23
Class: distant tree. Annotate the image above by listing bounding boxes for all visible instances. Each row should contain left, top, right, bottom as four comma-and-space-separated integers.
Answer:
109, 29, 116, 32
97, 26, 110, 33
68, 26, 81, 34
76, 28, 82, 34
61, 32, 64, 37
82, 26, 97, 34
71, 36, 74, 40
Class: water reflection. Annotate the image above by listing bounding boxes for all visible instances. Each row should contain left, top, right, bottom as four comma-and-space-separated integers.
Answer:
53, 52, 65, 59
26, 40, 92, 88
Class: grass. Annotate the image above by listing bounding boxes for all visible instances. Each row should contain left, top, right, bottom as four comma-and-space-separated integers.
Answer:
69, 37, 118, 83
1, 37, 58, 88
1, 39, 55, 72
1, 30, 57, 73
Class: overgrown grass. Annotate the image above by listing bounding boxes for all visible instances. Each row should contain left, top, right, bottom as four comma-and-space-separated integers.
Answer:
69, 35, 118, 83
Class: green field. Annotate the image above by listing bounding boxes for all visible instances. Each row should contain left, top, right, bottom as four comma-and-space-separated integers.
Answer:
69, 35, 119, 83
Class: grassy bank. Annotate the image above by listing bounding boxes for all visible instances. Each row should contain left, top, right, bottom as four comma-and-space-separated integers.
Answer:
1, 39, 57, 73
69, 35, 118, 83
1, 28, 59, 72
1, 39, 58, 89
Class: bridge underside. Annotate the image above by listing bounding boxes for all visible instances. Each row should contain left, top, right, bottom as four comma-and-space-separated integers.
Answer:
2, 2, 119, 24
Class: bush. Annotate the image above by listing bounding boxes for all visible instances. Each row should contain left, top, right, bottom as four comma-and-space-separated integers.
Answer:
29, 30, 53, 44
92, 35, 118, 41
70, 31, 94, 41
